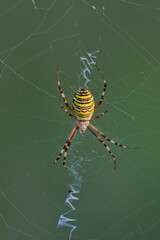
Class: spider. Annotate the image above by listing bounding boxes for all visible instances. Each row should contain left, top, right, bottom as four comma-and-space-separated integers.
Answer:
50, 64, 134, 170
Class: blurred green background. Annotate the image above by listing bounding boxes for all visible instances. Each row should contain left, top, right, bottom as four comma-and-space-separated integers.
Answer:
0, 1, 160, 240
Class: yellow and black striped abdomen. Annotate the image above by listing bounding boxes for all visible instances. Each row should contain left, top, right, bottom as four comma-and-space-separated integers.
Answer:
72, 88, 95, 121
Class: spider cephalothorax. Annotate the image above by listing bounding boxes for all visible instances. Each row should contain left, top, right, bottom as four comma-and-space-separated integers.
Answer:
50, 64, 134, 169
77, 121, 90, 134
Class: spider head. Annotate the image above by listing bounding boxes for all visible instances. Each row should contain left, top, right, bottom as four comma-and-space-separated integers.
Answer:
77, 121, 89, 134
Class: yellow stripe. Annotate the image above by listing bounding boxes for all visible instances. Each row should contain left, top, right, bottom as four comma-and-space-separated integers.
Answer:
75, 94, 92, 99
73, 107, 94, 112
78, 89, 89, 93
74, 110, 93, 114
73, 100, 94, 107
73, 108, 94, 113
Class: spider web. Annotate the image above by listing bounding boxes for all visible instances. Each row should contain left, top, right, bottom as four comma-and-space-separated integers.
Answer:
0, 0, 160, 240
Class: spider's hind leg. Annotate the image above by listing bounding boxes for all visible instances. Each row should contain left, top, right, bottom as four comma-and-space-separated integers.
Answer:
57, 64, 74, 114
91, 108, 108, 120
94, 65, 107, 111
59, 96, 76, 120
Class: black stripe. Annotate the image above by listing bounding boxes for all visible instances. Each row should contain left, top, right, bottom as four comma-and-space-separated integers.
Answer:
73, 95, 93, 102
73, 101, 94, 108
76, 91, 91, 96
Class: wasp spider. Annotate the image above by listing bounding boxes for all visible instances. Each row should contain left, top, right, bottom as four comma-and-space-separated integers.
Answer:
51, 64, 135, 169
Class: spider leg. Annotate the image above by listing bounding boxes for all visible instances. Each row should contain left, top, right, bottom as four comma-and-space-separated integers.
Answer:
60, 103, 77, 120
57, 64, 74, 114
91, 109, 108, 120
59, 96, 76, 120
50, 125, 78, 167
88, 124, 116, 169
94, 65, 107, 110
63, 126, 78, 169
89, 123, 134, 149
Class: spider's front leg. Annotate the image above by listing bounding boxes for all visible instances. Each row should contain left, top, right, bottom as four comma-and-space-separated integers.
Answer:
88, 125, 116, 169
88, 123, 136, 169
89, 123, 135, 149
50, 125, 78, 168
62, 126, 78, 169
